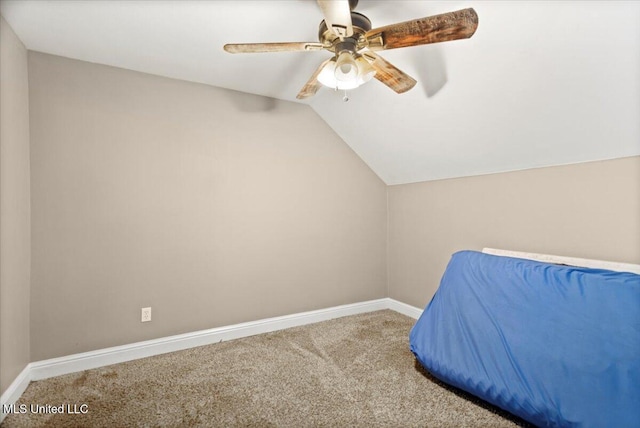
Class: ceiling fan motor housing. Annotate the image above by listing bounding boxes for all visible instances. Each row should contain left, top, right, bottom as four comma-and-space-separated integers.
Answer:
318, 12, 372, 54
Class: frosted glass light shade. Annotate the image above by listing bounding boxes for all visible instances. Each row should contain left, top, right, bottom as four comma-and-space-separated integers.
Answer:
318, 59, 359, 90
355, 56, 376, 84
334, 51, 358, 82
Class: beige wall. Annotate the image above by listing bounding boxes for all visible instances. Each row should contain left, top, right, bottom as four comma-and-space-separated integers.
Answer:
388, 157, 640, 308
6, 44, 639, 377
0, 17, 31, 395
28, 52, 387, 361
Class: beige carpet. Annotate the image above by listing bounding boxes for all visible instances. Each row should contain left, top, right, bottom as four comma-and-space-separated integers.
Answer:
3, 310, 530, 427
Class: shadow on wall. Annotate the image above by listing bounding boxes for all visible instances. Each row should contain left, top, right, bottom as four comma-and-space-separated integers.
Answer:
224, 54, 309, 112
224, 90, 278, 112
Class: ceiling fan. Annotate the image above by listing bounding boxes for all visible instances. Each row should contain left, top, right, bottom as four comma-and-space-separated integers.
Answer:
224, 0, 478, 100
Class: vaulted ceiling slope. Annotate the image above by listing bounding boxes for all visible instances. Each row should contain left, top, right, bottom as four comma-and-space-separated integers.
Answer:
1, 1, 638, 185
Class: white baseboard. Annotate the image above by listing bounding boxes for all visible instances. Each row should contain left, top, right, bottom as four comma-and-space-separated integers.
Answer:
1, 297, 422, 421
28, 298, 390, 381
387, 298, 423, 319
0, 365, 31, 422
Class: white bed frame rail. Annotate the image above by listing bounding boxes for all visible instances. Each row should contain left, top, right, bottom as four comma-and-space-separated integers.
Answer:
482, 248, 640, 275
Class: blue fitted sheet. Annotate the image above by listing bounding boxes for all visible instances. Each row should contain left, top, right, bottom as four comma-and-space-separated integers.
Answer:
410, 250, 640, 427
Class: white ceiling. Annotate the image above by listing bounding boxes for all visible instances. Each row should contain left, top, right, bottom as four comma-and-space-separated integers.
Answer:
2, 0, 639, 184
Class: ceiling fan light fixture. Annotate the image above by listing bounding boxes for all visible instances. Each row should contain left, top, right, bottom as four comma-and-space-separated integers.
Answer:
317, 52, 375, 91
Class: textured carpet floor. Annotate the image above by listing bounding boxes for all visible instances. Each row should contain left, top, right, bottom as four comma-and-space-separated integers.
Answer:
3, 310, 530, 427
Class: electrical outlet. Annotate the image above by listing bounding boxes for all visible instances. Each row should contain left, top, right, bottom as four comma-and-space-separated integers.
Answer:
141, 307, 152, 322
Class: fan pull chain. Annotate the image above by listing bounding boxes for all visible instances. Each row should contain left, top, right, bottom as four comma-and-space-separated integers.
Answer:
332, 87, 349, 102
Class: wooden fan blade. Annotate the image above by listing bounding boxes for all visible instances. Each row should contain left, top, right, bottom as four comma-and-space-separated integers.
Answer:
317, 0, 353, 38
362, 51, 416, 94
224, 42, 325, 54
297, 59, 331, 100
365, 8, 478, 51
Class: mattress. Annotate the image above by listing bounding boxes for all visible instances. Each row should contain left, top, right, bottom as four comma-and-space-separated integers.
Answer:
410, 250, 640, 427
